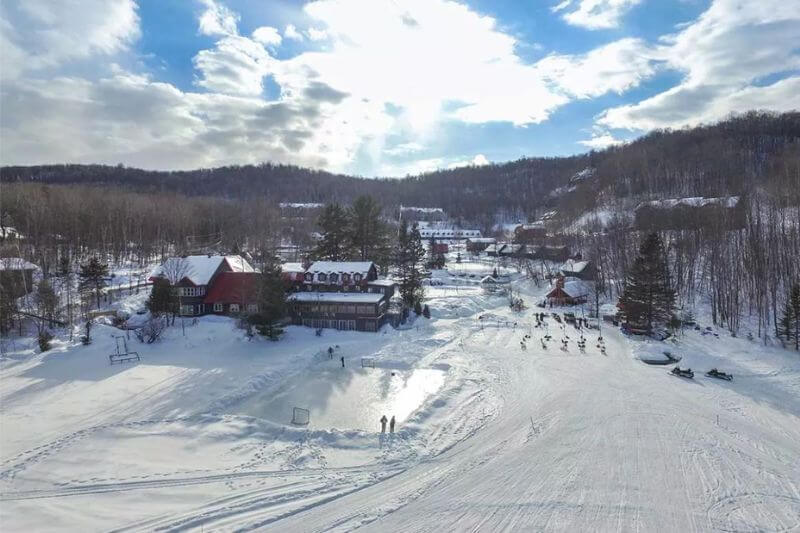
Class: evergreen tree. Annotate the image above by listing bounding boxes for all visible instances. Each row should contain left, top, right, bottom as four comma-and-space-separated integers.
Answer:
79, 257, 109, 308
0, 284, 18, 335
780, 283, 800, 350
146, 278, 176, 317
422, 304, 431, 318
618, 233, 676, 332
314, 203, 352, 261
250, 257, 287, 340
349, 195, 385, 261
395, 221, 426, 308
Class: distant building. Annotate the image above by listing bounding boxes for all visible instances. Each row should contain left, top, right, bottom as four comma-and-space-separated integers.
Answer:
466, 237, 496, 253
546, 277, 590, 306
532, 245, 571, 262
514, 222, 547, 244
204, 272, 261, 315
559, 259, 595, 281
0, 257, 38, 298
430, 242, 449, 255
302, 261, 378, 291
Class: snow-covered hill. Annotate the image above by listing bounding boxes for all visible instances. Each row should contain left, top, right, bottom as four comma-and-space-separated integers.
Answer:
1, 267, 799, 531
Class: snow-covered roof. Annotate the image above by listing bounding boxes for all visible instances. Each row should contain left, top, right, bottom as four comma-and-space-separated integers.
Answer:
517, 222, 545, 230
149, 255, 254, 286
467, 237, 496, 243
368, 278, 396, 286
400, 206, 444, 214
281, 262, 305, 274
500, 244, 524, 254
600, 303, 618, 316
307, 261, 374, 274
562, 280, 590, 298
0, 257, 38, 271
288, 292, 385, 303
561, 260, 589, 273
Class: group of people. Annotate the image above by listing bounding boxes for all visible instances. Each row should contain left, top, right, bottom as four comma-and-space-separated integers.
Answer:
380, 414, 396, 433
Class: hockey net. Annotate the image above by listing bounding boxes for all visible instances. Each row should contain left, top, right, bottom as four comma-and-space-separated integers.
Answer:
361, 357, 376, 368
291, 407, 310, 425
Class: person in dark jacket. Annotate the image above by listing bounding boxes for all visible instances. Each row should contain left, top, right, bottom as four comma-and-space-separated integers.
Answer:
380, 415, 388, 433
389, 415, 396, 433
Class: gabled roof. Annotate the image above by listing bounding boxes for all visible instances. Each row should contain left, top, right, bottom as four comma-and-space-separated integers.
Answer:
204, 272, 260, 305
0, 257, 38, 271
368, 278, 396, 287
307, 261, 374, 274
281, 262, 305, 274
548, 280, 590, 299
149, 255, 254, 286
561, 259, 590, 273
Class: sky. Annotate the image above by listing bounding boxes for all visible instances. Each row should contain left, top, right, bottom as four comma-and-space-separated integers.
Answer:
1, 0, 798, 177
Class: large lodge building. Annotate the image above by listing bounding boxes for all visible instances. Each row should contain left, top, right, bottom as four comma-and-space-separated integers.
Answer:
150, 256, 396, 333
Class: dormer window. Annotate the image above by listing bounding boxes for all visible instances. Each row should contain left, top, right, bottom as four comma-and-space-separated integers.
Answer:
353, 273, 362, 282
342, 273, 350, 283
329, 273, 338, 284
318, 273, 327, 282
304, 272, 313, 282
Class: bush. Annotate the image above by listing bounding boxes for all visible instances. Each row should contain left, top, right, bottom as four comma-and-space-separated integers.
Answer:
414, 301, 423, 315
38, 331, 54, 352
135, 318, 165, 344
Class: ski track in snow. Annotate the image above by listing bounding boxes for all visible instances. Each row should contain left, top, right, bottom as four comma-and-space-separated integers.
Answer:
1, 276, 800, 532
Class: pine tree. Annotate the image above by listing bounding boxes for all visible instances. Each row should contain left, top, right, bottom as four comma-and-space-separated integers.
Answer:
35, 279, 58, 328
314, 204, 352, 261
79, 257, 109, 309
414, 300, 423, 315
251, 256, 287, 340
147, 278, 176, 317
422, 304, 431, 318
349, 195, 385, 261
618, 233, 676, 332
395, 221, 425, 308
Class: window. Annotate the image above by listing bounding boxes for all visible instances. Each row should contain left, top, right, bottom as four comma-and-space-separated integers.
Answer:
196, 304, 203, 315
213, 302, 223, 312
329, 273, 338, 283
318, 273, 327, 282
180, 305, 194, 315
342, 273, 350, 283
230, 303, 240, 313
304, 272, 313, 282
180, 286, 204, 297
247, 304, 258, 313
353, 273, 361, 282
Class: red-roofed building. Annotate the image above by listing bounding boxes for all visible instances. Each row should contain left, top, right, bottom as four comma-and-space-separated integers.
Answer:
204, 272, 261, 315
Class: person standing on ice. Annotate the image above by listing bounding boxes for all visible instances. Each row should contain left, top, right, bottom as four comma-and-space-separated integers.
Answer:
380, 415, 388, 433
340, 356, 345, 368
389, 415, 396, 433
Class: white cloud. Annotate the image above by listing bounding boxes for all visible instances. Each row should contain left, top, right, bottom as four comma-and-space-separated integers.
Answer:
284, 23, 303, 41
252, 26, 281, 46
306, 27, 328, 41
384, 142, 425, 156
578, 133, 623, 149
555, 0, 641, 30
198, 0, 238, 37
537, 38, 657, 98
193, 35, 274, 96
447, 154, 490, 169
0, 0, 140, 77
598, 0, 800, 131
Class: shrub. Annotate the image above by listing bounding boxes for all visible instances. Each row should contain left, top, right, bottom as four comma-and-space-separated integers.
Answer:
38, 331, 54, 352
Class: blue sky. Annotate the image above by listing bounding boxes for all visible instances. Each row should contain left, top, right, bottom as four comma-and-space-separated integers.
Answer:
1, 0, 798, 176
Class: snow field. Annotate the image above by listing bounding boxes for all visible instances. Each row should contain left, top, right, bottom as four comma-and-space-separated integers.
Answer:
1, 262, 799, 531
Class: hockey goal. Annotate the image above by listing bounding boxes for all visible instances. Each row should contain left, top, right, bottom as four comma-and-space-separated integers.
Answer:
361, 357, 376, 368
291, 407, 310, 425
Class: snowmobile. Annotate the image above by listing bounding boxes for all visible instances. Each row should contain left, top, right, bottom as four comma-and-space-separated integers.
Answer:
670, 366, 694, 379
705, 368, 733, 381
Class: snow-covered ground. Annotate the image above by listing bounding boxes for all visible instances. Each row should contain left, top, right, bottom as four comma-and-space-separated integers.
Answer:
1, 264, 799, 531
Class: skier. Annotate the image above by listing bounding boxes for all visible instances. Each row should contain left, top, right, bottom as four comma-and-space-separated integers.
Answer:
328, 346, 334, 359
389, 415, 396, 433
340, 355, 345, 368
380, 415, 388, 433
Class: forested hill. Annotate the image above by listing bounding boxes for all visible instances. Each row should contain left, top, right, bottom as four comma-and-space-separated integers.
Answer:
2, 111, 799, 222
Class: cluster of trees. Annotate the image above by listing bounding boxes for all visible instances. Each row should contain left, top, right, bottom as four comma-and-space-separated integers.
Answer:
617, 233, 676, 332
312, 196, 393, 269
